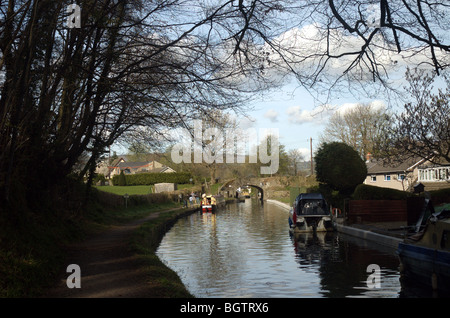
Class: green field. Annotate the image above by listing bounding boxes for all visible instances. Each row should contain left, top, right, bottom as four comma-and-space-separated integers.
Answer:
94, 184, 200, 196
95, 185, 154, 195
95, 182, 225, 197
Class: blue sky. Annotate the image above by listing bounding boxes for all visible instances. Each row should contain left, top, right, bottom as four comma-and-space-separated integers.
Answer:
247, 85, 325, 159
244, 67, 448, 162
242, 79, 389, 161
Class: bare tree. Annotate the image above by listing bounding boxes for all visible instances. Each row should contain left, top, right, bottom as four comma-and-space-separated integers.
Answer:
379, 68, 450, 163
287, 149, 305, 176
0, 0, 282, 213
228, 0, 450, 100
320, 103, 392, 158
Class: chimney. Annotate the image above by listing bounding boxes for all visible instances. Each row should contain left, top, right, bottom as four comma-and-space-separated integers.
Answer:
366, 152, 372, 163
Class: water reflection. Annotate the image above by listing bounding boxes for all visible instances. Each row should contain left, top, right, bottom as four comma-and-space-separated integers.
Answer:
290, 231, 401, 298
157, 199, 404, 298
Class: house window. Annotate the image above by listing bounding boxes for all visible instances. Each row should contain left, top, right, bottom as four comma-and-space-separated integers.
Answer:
384, 174, 391, 181
398, 174, 405, 181
370, 175, 377, 182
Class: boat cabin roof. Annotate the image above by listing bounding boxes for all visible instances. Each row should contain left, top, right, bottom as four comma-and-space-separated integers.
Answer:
293, 193, 329, 216
296, 193, 326, 201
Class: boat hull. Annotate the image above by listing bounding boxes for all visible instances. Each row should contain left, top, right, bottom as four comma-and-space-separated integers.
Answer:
289, 215, 335, 233
201, 195, 225, 213
398, 242, 450, 293
201, 204, 216, 213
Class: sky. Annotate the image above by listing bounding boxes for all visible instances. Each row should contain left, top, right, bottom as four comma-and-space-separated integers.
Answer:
243, 67, 448, 162
238, 80, 389, 162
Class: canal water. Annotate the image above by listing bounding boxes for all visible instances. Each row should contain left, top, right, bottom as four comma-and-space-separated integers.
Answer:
157, 199, 413, 298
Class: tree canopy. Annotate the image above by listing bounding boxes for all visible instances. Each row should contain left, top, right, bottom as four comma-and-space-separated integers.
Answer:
315, 142, 367, 194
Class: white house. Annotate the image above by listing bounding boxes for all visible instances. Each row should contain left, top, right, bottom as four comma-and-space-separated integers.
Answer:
364, 154, 450, 192
416, 159, 450, 191
96, 157, 176, 179
364, 156, 425, 191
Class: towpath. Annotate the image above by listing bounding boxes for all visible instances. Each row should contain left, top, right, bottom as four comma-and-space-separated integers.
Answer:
44, 207, 192, 298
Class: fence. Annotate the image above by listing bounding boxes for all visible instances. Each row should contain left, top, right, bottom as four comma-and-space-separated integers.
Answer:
347, 194, 450, 225
348, 200, 408, 224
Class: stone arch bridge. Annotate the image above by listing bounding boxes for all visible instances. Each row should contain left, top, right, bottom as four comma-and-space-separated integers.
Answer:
218, 178, 269, 202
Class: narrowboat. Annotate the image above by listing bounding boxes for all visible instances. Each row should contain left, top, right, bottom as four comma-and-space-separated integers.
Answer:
397, 207, 450, 293
201, 194, 225, 213
288, 193, 335, 233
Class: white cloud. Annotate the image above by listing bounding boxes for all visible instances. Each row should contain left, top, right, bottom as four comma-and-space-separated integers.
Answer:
285, 100, 387, 125
286, 104, 334, 125
297, 147, 311, 159
334, 103, 359, 115
264, 23, 448, 88
264, 109, 279, 122
267, 24, 368, 77
334, 100, 386, 115
369, 100, 387, 110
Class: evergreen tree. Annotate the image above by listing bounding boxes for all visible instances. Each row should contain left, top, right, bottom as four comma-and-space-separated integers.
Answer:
315, 142, 367, 195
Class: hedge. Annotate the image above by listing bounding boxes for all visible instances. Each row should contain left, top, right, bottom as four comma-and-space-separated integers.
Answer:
352, 184, 411, 200
94, 188, 171, 208
118, 171, 127, 186
112, 172, 192, 186
428, 188, 450, 205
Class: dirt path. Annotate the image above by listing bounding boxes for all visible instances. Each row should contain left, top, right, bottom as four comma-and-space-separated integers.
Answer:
44, 208, 188, 298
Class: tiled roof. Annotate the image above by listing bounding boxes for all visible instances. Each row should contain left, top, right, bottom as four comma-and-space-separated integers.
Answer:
116, 161, 151, 169
367, 157, 425, 174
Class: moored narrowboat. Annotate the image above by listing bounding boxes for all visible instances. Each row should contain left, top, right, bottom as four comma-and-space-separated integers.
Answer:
397, 207, 450, 293
288, 193, 335, 233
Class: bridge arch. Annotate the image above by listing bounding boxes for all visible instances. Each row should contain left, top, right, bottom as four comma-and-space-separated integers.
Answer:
246, 184, 264, 202
219, 179, 264, 202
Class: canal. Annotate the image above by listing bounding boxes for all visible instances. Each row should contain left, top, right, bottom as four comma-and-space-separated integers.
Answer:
156, 199, 424, 298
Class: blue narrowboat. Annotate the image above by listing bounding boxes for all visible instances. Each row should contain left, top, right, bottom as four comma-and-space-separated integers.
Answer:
398, 209, 450, 293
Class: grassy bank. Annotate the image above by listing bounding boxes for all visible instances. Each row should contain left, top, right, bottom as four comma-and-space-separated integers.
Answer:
0, 183, 196, 297
129, 209, 195, 297
0, 210, 82, 297
94, 183, 202, 196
